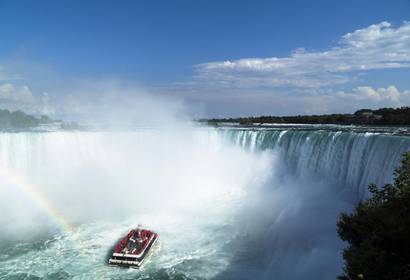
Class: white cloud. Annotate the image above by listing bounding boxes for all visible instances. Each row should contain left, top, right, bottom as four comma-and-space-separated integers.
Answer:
169, 84, 410, 117
0, 83, 38, 112
0, 83, 14, 99
0, 83, 35, 103
334, 85, 409, 108
196, 21, 410, 88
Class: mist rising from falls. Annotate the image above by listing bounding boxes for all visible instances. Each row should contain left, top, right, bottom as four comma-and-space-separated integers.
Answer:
0, 129, 273, 279
0, 127, 409, 279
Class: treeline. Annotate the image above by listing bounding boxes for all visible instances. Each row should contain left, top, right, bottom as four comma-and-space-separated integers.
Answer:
201, 106, 410, 126
0, 109, 52, 129
337, 151, 410, 279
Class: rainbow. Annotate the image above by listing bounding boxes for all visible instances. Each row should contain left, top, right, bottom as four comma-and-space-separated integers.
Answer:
0, 163, 107, 276
0, 163, 76, 236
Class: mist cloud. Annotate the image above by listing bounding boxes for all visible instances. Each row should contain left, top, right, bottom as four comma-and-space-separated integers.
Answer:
52, 80, 189, 126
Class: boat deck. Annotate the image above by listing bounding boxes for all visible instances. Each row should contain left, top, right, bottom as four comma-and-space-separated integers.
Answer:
108, 228, 158, 268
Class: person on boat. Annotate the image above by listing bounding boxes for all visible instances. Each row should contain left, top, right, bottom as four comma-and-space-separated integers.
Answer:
130, 229, 146, 244
137, 229, 147, 243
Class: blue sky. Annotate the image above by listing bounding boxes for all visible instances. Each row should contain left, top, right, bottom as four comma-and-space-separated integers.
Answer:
0, 0, 410, 118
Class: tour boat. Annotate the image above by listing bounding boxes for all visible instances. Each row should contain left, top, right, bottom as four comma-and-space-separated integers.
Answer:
108, 228, 158, 268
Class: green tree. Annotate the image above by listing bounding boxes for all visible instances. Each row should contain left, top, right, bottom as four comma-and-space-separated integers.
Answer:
337, 152, 410, 280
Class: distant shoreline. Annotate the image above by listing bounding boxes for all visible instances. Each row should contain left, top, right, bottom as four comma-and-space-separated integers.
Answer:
199, 107, 410, 126
0, 109, 80, 130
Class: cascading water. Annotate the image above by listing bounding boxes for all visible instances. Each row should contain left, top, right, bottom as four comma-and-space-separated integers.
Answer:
213, 127, 410, 280
218, 128, 410, 199
0, 127, 409, 280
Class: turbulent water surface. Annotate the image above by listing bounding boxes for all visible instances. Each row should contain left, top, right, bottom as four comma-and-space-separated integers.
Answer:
0, 126, 409, 280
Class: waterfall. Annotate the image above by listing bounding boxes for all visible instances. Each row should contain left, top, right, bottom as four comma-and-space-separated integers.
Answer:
1, 128, 409, 280
217, 128, 410, 198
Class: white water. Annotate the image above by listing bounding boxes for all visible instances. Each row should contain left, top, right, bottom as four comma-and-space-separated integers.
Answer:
221, 128, 410, 199
0, 129, 272, 279
0, 128, 409, 279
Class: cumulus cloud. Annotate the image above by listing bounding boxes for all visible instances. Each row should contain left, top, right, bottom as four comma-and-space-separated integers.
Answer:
0, 64, 46, 113
269, 85, 410, 115
0, 83, 38, 111
334, 85, 410, 109
196, 21, 410, 88
175, 85, 410, 117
